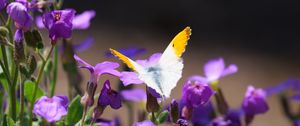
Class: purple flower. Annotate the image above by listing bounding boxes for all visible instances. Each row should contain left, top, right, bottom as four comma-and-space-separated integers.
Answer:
74, 54, 121, 83
33, 96, 68, 122
98, 80, 122, 109
294, 121, 300, 126
208, 117, 231, 126
181, 102, 214, 125
43, 9, 75, 41
105, 47, 146, 59
0, 0, 6, 10
37, 10, 95, 30
133, 120, 156, 126
190, 58, 238, 84
119, 72, 144, 86
7, 2, 33, 30
181, 78, 214, 108
264, 79, 300, 96
72, 10, 96, 29
176, 119, 189, 126
120, 88, 146, 102
242, 85, 269, 115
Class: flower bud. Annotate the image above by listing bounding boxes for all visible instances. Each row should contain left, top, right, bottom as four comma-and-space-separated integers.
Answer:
27, 55, 37, 75
170, 99, 179, 123
81, 81, 97, 107
146, 87, 160, 113
176, 119, 189, 126
13, 29, 25, 64
92, 105, 106, 120
19, 63, 29, 78
0, 26, 9, 37
24, 29, 43, 49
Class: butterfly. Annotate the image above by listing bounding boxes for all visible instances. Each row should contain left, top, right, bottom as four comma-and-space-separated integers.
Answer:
110, 27, 191, 98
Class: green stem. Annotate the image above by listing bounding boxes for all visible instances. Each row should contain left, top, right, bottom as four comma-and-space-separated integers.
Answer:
19, 75, 25, 124
50, 46, 58, 97
151, 112, 156, 124
1, 45, 10, 78
29, 45, 55, 126
0, 61, 12, 85
80, 105, 88, 126
9, 67, 18, 121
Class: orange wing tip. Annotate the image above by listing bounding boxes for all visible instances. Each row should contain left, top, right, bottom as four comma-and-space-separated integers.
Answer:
109, 48, 136, 71
184, 26, 192, 40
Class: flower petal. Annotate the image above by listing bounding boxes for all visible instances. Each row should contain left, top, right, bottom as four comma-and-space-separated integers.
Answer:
119, 72, 143, 86
73, 54, 94, 73
121, 89, 146, 102
35, 16, 45, 28
73, 37, 93, 52
204, 58, 225, 82
94, 61, 121, 76
72, 10, 96, 29
221, 64, 238, 77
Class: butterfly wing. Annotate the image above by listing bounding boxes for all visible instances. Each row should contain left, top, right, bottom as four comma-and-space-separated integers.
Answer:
110, 49, 164, 95
158, 27, 192, 97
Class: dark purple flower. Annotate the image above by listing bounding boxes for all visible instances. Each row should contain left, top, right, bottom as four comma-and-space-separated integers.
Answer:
242, 85, 269, 115
43, 9, 75, 41
105, 47, 146, 59
0, 0, 6, 10
208, 117, 231, 126
181, 78, 214, 108
176, 119, 189, 126
14, 29, 23, 42
189, 58, 238, 84
294, 121, 300, 126
33, 96, 68, 122
120, 88, 146, 102
225, 110, 242, 126
133, 120, 156, 126
98, 80, 122, 109
36, 10, 95, 30
187, 102, 214, 125
7, 2, 33, 30
74, 54, 121, 83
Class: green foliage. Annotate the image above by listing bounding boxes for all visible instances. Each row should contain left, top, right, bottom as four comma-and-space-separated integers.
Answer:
24, 80, 45, 102
156, 110, 169, 124
66, 95, 84, 126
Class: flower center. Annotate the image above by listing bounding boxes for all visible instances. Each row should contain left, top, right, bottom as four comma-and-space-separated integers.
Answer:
54, 13, 61, 21
46, 98, 53, 103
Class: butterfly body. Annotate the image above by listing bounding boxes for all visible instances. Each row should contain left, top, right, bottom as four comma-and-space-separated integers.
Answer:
110, 27, 191, 98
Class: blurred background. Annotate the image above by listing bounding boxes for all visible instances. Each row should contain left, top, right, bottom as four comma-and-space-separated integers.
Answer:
50, 0, 300, 125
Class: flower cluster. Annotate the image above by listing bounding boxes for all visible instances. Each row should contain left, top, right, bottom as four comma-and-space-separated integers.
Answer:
0, 0, 294, 126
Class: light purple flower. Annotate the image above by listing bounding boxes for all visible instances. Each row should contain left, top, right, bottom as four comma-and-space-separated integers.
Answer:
176, 119, 189, 126
208, 117, 231, 126
242, 85, 269, 115
37, 10, 95, 30
264, 79, 300, 96
120, 88, 146, 102
72, 10, 96, 29
120, 72, 144, 86
190, 58, 238, 84
43, 9, 75, 41
133, 120, 156, 126
7, 2, 33, 30
14, 29, 23, 42
181, 78, 214, 108
33, 96, 68, 122
74, 54, 121, 83
98, 80, 122, 109
0, 0, 6, 10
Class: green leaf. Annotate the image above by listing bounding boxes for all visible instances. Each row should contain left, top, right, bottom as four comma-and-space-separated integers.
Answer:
156, 110, 169, 124
66, 95, 83, 126
6, 116, 15, 126
24, 80, 45, 102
